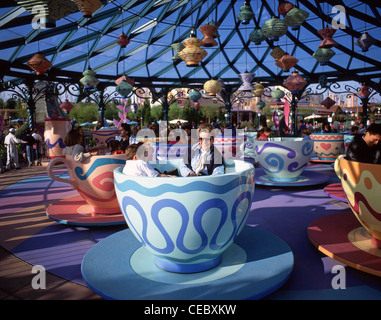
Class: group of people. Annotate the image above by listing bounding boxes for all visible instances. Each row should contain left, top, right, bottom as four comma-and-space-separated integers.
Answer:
1, 126, 44, 173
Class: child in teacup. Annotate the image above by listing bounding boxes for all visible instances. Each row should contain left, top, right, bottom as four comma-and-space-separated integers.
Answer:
122, 143, 175, 177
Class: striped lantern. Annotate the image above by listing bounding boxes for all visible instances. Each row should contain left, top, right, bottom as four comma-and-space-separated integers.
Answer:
238, 72, 255, 91
261, 17, 288, 41
313, 48, 336, 65
178, 35, 208, 67
204, 79, 223, 96
237, 3, 255, 24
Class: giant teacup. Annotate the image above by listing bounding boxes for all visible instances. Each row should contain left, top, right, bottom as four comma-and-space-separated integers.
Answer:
310, 133, 344, 160
44, 117, 71, 158
114, 159, 255, 273
252, 138, 314, 182
93, 127, 119, 145
335, 155, 381, 248
48, 154, 126, 214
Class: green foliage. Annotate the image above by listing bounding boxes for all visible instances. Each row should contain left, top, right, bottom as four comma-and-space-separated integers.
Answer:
150, 105, 163, 122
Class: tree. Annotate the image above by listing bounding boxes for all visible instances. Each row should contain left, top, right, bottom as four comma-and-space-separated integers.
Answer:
150, 105, 163, 121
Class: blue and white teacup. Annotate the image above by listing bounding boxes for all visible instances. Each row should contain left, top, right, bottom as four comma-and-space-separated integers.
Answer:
114, 159, 255, 273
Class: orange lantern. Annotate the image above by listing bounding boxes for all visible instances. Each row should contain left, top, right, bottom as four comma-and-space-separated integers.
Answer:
117, 32, 130, 48
278, 0, 294, 16
283, 70, 307, 94
199, 25, 218, 47
318, 27, 338, 48
178, 34, 208, 67
275, 53, 299, 71
73, 0, 102, 18
26, 52, 52, 75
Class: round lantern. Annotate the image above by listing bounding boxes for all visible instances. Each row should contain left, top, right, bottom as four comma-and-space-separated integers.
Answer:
80, 67, 99, 89
283, 70, 307, 94
358, 85, 372, 98
249, 28, 266, 45
253, 82, 265, 97
261, 17, 288, 41
73, 0, 102, 18
271, 88, 285, 100
318, 27, 338, 48
59, 99, 74, 113
237, 3, 255, 24
283, 7, 309, 30
238, 72, 255, 91
355, 32, 376, 52
204, 79, 223, 96
171, 43, 185, 61
256, 100, 266, 110
199, 25, 218, 47
26, 52, 52, 75
178, 34, 208, 67
116, 81, 133, 98
278, 0, 294, 16
275, 53, 299, 72
313, 48, 335, 65
117, 32, 130, 48
188, 90, 202, 102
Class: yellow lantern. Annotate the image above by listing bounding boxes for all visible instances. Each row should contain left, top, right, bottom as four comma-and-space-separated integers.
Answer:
178, 34, 208, 67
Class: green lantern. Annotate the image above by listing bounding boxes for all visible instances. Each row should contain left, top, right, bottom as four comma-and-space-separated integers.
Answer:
261, 17, 288, 41
271, 88, 285, 100
188, 90, 202, 102
171, 43, 185, 62
116, 81, 133, 98
249, 28, 266, 45
256, 100, 266, 110
237, 3, 255, 25
283, 7, 309, 30
312, 48, 335, 66
80, 67, 99, 89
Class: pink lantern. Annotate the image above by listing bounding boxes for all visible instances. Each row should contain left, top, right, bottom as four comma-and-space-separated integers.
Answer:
115, 75, 135, 86
283, 70, 307, 94
59, 99, 74, 113
117, 32, 130, 48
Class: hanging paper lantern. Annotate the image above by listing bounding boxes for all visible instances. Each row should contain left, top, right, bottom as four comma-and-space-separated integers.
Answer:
253, 82, 265, 97
321, 97, 336, 109
358, 85, 372, 98
59, 99, 74, 113
205, 20, 220, 38
256, 100, 266, 110
115, 75, 135, 86
199, 25, 218, 47
237, 2, 255, 25
171, 43, 185, 62
261, 17, 288, 41
271, 88, 285, 100
355, 32, 376, 52
204, 79, 223, 96
275, 53, 299, 71
319, 74, 328, 88
26, 52, 52, 75
238, 72, 255, 91
117, 32, 130, 48
80, 67, 99, 89
318, 27, 338, 48
116, 81, 133, 98
312, 48, 335, 65
178, 34, 208, 67
283, 70, 307, 94
278, 0, 294, 16
73, 0, 102, 18
249, 28, 266, 45
283, 7, 309, 30
188, 90, 202, 102
270, 46, 286, 60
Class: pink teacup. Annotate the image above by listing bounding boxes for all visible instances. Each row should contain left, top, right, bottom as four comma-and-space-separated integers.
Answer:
47, 154, 126, 214
310, 133, 344, 160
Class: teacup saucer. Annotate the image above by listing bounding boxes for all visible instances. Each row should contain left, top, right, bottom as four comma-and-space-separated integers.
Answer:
324, 183, 347, 202
46, 194, 126, 226
81, 226, 294, 300
308, 212, 381, 277
255, 169, 330, 187
309, 156, 336, 164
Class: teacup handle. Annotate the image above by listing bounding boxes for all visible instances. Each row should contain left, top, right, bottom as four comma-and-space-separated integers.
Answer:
47, 157, 77, 189
334, 155, 344, 180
